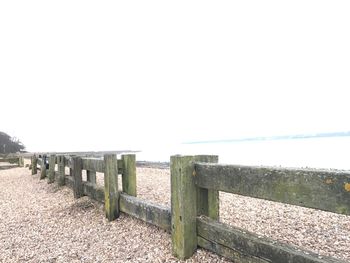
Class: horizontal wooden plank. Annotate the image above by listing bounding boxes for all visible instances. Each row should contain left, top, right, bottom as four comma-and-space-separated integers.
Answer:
81, 158, 124, 173
119, 193, 171, 232
195, 163, 350, 215
55, 156, 124, 173
82, 158, 105, 173
197, 216, 345, 263
83, 182, 105, 203
64, 175, 104, 203
198, 236, 269, 263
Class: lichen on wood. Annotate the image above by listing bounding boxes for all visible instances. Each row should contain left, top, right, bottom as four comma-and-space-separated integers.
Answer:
195, 163, 350, 215
104, 154, 119, 221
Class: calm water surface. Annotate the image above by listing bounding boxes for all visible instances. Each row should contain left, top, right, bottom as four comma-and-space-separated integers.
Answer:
137, 137, 350, 170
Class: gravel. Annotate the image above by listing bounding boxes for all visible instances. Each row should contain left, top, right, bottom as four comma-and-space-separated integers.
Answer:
0, 163, 349, 262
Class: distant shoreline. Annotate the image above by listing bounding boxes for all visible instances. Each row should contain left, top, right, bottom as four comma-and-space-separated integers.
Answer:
137, 161, 169, 169
184, 131, 350, 144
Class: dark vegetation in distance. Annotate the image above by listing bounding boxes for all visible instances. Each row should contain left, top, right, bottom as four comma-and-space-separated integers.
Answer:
0, 131, 25, 154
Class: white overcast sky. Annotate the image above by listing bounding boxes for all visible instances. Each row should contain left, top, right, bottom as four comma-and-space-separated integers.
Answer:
0, 1, 349, 152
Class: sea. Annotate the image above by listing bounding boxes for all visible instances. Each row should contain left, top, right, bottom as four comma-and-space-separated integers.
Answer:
137, 136, 350, 170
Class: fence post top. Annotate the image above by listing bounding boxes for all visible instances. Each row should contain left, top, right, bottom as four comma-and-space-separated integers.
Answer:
122, 153, 135, 157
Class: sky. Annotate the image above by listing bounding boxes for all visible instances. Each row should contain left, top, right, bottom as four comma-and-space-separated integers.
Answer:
1, 1, 349, 153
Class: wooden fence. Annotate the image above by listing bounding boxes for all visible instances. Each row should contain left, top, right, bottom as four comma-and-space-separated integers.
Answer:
29, 154, 349, 263
31, 154, 171, 230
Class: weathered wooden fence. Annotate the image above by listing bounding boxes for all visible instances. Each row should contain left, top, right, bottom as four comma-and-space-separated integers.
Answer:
29, 154, 349, 263
31, 154, 171, 230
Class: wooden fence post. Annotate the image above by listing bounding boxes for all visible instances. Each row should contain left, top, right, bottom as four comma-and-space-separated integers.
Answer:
72, 156, 83, 198
121, 154, 136, 196
48, 155, 56, 184
86, 170, 96, 184
195, 155, 219, 220
69, 155, 74, 178
57, 156, 65, 186
170, 155, 196, 260
170, 155, 218, 260
18, 156, 24, 167
104, 154, 119, 221
40, 155, 47, 179
32, 155, 37, 175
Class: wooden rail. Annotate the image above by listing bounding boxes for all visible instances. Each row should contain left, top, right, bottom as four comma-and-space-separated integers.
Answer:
197, 216, 341, 263
119, 193, 171, 231
194, 163, 350, 215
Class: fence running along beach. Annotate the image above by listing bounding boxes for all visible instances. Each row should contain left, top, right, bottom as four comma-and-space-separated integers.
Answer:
20, 153, 350, 262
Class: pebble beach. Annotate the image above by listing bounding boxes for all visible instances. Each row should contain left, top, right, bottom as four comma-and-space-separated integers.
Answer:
0, 162, 349, 262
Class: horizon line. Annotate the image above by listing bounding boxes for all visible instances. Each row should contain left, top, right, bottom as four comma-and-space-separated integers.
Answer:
183, 131, 350, 145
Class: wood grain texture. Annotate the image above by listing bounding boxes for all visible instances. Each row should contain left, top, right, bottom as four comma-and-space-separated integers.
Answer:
40, 156, 46, 179
31, 155, 37, 175
57, 156, 65, 186
119, 193, 171, 231
82, 158, 105, 173
104, 154, 119, 221
195, 163, 350, 215
86, 170, 96, 184
197, 216, 345, 263
121, 154, 136, 196
72, 157, 83, 198
47, 155, 56, 184
170, 155, 219, 260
